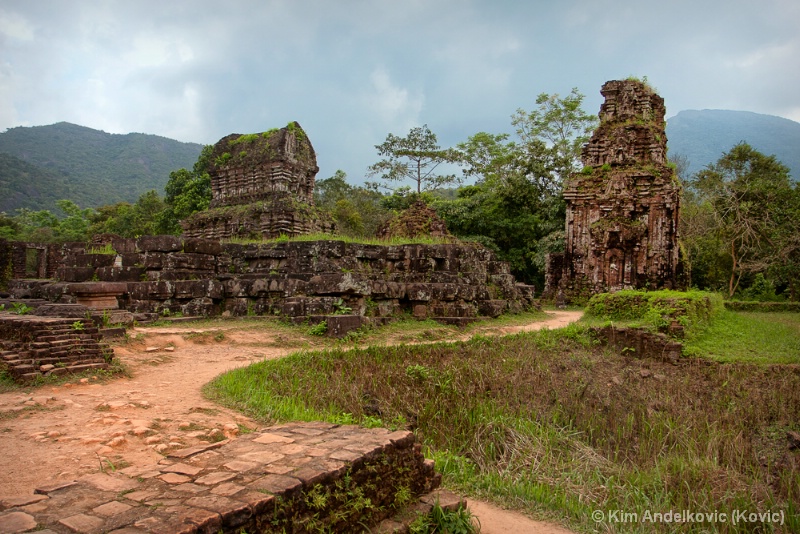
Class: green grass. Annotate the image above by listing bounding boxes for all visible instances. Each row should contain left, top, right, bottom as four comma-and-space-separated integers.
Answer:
205, 321, 800, 533
684, 310, 800, 363
222, 232, 457, 247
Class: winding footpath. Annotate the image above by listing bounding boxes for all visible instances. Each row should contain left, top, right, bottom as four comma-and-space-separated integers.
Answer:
0, 311, 581, 533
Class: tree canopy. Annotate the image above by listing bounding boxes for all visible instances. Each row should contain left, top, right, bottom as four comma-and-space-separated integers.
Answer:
367, 124, 459, 194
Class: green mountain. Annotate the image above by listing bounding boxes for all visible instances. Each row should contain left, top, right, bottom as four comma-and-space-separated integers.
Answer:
0, 122, 203, 213
666, 110, 800, 180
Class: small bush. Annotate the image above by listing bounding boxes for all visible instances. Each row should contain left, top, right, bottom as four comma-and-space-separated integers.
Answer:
308, 320, 327, 336
585, 290, 722, 332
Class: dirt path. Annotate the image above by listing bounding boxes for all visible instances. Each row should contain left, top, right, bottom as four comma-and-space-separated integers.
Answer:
0, 310, 581, 532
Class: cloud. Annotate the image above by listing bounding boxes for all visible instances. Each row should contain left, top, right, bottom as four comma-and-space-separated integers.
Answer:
0, 0, 797, 184
0, 9, 34, 42
366, 68, 424, 130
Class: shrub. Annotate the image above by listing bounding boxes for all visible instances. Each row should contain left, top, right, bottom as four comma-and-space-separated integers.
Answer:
585, 289, 722, 332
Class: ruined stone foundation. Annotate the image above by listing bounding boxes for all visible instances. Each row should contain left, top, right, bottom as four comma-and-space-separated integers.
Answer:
7, 235, 537, 329
545, 79, 682, 300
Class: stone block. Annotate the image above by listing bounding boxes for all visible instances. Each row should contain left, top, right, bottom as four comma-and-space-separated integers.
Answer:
137, 235, 183, 253
70, 253, 116, 268
164, 253, 217, 271
95, 266, 145, 282
406, 284, 432, 301
110, 236, 136, 254
478, 300, 507, 318
326, 315, 369, 338
182, 238, 222, 255
56, 267, 96, 283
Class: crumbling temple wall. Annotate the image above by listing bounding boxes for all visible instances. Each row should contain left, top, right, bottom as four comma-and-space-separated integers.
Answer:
8, 236, 537, 327
181, 123, 332, 240
545, 79, 681, 300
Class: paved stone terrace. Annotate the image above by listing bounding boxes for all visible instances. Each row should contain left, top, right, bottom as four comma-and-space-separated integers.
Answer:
0, 422, 441, 533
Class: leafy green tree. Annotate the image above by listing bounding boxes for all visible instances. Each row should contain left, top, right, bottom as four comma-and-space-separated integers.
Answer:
54, 200, 93, 241
158, 145, 213, 234
511, 87, 598, 188
90, 190, 167, 238
690, 143, 796, 297
315, 170, 390, 237
437, 90, 596, 285
367, 125, 459, 194
0, 212, 19, 240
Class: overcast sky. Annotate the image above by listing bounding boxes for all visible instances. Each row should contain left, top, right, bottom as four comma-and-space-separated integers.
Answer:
1, 0, 798, 182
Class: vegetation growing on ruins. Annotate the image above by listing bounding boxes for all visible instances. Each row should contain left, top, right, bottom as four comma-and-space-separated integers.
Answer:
206, 311, 800, 533
584, 289, 722, 330
0, 90, 797, 301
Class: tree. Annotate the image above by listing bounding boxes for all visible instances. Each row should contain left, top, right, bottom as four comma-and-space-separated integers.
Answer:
436, 89, 596, 285
367, 125, 459, 194
315, 170, 390, 237
158, 145, 213, 234
511, 87, 597, 188
690, 143, 796, 297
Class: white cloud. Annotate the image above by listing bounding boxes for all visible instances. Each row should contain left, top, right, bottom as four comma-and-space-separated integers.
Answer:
366, 68, 424, 131
0, 9, 34, 42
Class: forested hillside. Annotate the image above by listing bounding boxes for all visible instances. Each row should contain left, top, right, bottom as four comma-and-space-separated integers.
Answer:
0, 152, 78, 213
667, 110, 800, 180
0, 122, 203, 211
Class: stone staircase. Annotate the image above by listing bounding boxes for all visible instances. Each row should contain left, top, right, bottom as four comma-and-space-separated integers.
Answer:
0, 314, 112, 381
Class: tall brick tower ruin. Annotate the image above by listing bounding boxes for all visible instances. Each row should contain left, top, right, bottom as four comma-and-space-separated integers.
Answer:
545, 79, 681, 299
182, 122, 331, 240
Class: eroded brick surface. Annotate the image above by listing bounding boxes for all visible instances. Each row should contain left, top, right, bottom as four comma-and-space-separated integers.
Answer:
1, 422, 440, 533
546, 79, 682, 300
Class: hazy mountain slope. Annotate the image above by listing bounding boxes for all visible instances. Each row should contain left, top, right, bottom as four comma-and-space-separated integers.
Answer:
666, 110, 800, 180
0, 122, 203, 211
0, 152, 80, 214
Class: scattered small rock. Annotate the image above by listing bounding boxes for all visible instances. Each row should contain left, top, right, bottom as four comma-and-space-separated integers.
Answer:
144, 436, 161, 445
164, 346, 175, 352
106, 436, 126, 448
639, 369, 652, 378
145, 346, 160, 352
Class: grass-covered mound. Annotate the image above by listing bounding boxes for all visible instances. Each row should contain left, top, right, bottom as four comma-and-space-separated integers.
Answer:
585, 289, 723, 332
205, 324, 800, 533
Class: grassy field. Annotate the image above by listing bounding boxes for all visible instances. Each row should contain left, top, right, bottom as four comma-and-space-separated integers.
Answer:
206, 314, 800, 533
683, 311, 800, 364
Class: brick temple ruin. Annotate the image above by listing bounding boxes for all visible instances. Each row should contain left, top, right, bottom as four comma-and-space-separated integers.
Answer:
0, 122, 539, 380
544, 79, 682, 300
181, 122, 332, 240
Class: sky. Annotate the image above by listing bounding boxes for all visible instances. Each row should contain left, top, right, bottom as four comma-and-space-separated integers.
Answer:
1, 0, 798, 183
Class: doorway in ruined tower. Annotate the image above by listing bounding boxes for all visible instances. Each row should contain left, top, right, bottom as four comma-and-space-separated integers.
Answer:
605, 248, 624, 290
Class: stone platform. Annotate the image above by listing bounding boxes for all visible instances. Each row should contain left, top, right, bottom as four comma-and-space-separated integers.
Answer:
0, 422, 443, 533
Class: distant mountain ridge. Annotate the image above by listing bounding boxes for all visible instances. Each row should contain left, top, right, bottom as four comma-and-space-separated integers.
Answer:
0, 122, 203, 213
666, 110, 800, 180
